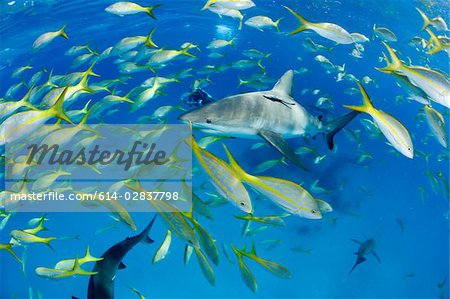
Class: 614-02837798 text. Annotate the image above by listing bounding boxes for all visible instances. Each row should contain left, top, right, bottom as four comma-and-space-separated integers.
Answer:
8, 191, 180, 202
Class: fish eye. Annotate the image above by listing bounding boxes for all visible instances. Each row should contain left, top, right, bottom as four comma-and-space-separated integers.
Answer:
311, 209, 318, 214
407, 147, 411, 151
240, 202, 246, 206
206, 118, 212, 124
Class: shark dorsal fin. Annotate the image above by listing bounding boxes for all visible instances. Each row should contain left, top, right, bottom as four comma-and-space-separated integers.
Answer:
272, 70, 294, 95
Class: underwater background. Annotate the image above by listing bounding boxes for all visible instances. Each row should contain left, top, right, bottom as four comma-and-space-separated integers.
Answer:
0, 0, 449, 298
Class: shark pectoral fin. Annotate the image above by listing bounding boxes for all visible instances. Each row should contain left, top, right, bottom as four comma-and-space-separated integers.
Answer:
143, 236, 154, 244
258, 130, 309, 172
118, 262, 127, 270
72, 296, 80, 299
351, 239, 362, 245
372, 251, 381, 263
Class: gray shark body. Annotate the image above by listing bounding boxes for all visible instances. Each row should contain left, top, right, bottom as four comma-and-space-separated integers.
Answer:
349, 238, 381, 275
179, 70, 358, 171
87, 216, 156, 299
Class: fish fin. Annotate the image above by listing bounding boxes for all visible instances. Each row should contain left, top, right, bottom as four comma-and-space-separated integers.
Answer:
201, 0, 215, 10
145, 4, 162, 20
140, 215, 157, 244
271, 70, 293, 96
118, 262, 126, 269
274, 18, 283, 32
59, 25, 69, 39
343, 81, 374, 114
315, 198, 333, 212
180, 47, 196, 58
348, 256, 366, 275
145, 27, 158, 48
376, 42, 403, 73
372, 251, 381, 263
416, 8, 431, 30
258, 130, 309, 171
283, 6, 310, 35
256, 59, 265, 70
351, 239, 362, 244
50, 86, 74, 125
222, 144, 256, 184
425, 28, 442, 54
323, 110, 359, 149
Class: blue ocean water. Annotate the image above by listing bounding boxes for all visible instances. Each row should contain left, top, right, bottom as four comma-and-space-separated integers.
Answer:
1, 0, 449, 298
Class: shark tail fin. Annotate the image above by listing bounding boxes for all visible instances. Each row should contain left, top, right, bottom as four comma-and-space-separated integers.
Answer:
323, 110, 359, 150
283, 6, 310, 36
349, 256, 366, 275
416, 8, 431, 30
140, 215, 157, 244
376, 42, 404, 73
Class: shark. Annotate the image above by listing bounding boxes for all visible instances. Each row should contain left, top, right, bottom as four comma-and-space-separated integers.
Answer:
349, 238, 381, 275
179, 70, 358, 171
87, 215, 156, 299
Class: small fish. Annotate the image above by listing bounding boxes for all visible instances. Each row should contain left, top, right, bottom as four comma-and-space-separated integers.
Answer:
231, 244, 258, 292
395, 218, 405, 232
416, 8, 448, 31
232, 59, 264, 70
290, 246, 312, 254
350, 33, 370, 43
425, 28, 450, 55
185, 214, 220, 265
343, 82, 414, 158
424, 105, 448, 148
253, 157, 287, 173
105, 2, 162, 19
194, 247, 215, 286
233, 243, 291, 279
147, 46, 195, 65
202, 0, 255, 11
242, 49, 271, 59
0, 86, 73, 145
10, 230, 56, 250
234, 214, 286, 226
184, 245, 194, 265
245, 16, 282, 32
207, 38, 236, 49
36, 257, 97, 279
372, 24, 397, 41
54, 245, 103, 270
190, 136, 253, 213
377, 42, 450, 108
153, 230, 172, 264
284, 6, 354, 44
12, 63, 33, 78
223, 145, 327, 219
207, 5, 243, 30
113, 28, 158, 53
32, 26, 69, 50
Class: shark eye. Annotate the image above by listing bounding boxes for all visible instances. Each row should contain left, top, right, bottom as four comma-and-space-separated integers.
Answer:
206, 118, 212, 124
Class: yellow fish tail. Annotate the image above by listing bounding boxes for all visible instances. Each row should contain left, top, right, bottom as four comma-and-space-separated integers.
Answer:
222, 144, 258, 185
274, 18, 283, 32
283, 6, 310, 36
145, 27, 159, 48
343, 82, 375, 114
376, 42, 403, 73
49, 86, 74, 124
416, 8, 431, 30
201, 0, 216, 11
145, 4, 162, 20
425, 28, 443, 54
59, 25, 69, 39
